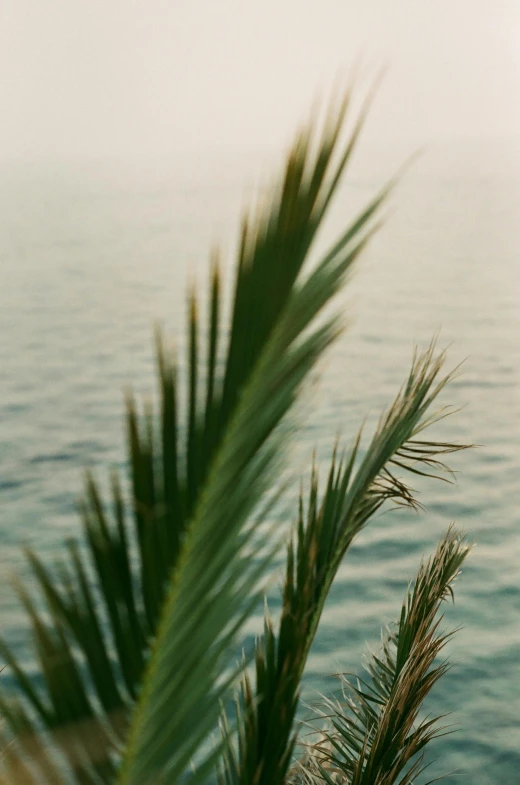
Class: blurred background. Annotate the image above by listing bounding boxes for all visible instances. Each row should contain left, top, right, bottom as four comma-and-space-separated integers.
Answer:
1, 2, 519, 783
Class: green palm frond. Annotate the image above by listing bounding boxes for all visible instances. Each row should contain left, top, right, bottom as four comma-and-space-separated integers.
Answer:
0, 88, 390, 784
117, 94, 392, 785
295, 526, 470, 785
218, 346, 468, 785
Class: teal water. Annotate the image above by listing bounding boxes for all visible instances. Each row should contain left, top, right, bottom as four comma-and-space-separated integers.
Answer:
1, 144, 519, 783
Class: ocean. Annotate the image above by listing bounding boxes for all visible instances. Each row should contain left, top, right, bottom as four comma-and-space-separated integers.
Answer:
1, 140, 519, 783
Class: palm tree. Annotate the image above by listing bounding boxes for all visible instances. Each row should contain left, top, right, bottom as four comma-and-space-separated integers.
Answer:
0, 88, 470, 785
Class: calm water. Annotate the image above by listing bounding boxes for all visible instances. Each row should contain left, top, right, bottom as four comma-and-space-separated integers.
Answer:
1, 142, 519, 783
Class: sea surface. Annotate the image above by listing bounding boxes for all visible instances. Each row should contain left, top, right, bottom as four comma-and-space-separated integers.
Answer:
1, 140, 519, 783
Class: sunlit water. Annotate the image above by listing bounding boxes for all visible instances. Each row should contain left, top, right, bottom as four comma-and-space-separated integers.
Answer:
1, 141, 519, 783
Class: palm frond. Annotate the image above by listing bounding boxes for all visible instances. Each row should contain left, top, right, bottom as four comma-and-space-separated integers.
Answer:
218, 345, 469, 785
117, 96, 391, 785
0, 88, 387, 784
296, 526, 471, 785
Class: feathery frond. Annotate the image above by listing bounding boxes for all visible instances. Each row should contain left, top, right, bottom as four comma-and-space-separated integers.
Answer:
296, 526, 471, 785
218, 346, 469, 785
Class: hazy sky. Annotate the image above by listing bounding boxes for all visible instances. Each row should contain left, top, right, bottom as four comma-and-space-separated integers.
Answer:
1, 0, 519, 160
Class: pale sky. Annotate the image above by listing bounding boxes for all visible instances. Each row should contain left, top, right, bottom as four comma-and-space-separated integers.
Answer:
1, 0, 519, 160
